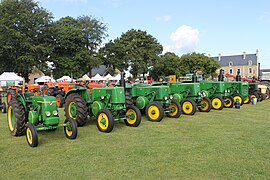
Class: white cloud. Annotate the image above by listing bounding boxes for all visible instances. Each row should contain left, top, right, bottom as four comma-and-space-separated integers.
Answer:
156, 15, 172, 22
169, 25, 199, 52
162, 45, 173, 54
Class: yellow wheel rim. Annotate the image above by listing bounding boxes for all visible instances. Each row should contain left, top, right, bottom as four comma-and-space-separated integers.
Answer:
68, 102, 77, 118
26, 128, 33, 145
244, 96, 250, 103
212, 98, 222, 109
147, 105, 160, 120
7, 106, 15, 131
200, 99, 209, 110
126, 109, 137, 125
250, 95, 256, 99
168, 103, 178, 116
98, 113, 109, 130
182, 101, 193, 114
65, 123, 73, 137
233, 96, 242, 104
224, 98, 232, 107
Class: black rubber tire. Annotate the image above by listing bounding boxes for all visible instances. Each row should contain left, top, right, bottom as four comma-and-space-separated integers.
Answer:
211, 96, 224, 110
46, 88, 55, 96
167, 99, 182, 118
223, 96, 234, 108
7, 98, 26, 136
146, 102, 164, 122
64, 117, 78, 139
96, 109, 114, 133
125, 91, 134, 107
232, 93, 244, 106
124, 105, 142, 127
198, 97, 211, 112
56, 94, 65, 108
181, 98, 196, 115
7, 89, 16, 104
64, 93, 88, 126
257, 92, 264, 102
261, 93, 266, 101
25, 123, 38, 148
1, 102, 7, 113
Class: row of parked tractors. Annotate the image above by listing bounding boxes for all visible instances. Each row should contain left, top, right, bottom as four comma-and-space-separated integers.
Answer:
4, 70, 269, 147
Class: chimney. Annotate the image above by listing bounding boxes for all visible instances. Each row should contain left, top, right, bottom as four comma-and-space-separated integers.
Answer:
243, 51, 246, 59
218, 53, 221, 61
256, 49, 259, 57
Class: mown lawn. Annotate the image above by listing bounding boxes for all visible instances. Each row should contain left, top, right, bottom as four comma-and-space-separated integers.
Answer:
0, 100, 270, 179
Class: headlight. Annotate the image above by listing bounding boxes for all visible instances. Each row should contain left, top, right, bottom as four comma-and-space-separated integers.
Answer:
100, 96, 105, 100
53, 110, 58, 116
169, 94, 173, 99
228, 89, 230, 93
164, 96, 168, 100
224, 90, 227, 93
198, 92, 202, 96
202, 92, 206, 97
45, 111, 51, 117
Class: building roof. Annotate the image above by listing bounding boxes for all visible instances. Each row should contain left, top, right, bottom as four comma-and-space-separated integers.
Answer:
91, 65, 107, 76
212, 54, 257, 66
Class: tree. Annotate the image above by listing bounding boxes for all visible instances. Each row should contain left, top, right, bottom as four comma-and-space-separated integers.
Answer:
179, 53, 220, 77
101, 29, 163, 78
50, 16, 107, 78
0, 0, 53, 81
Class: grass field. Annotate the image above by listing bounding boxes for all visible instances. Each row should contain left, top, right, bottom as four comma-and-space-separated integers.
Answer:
1, 100, 270, 179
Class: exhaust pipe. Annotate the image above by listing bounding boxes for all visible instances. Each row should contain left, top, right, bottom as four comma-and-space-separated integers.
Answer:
192, 70, 197, 83
119, 72, 126, 90
235, 69, 241, 82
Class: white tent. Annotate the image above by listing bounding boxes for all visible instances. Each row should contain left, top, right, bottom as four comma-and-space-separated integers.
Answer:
104, 74, 113, 81
82, 74, 91, 81
112, 74, 121, 81
0, 72, 24, 86
91, 73, 105, 81
57, 76, 72, 82
35, 76, 55, 83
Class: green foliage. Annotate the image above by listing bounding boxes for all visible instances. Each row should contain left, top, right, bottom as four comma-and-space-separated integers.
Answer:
51, 16, 107, 78
101, 29, 163, 78
0, 0, 53, 81
179, 52, 221, 77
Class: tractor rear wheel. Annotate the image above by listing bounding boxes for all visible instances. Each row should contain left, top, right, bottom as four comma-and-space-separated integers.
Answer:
56, 94, 64, 108
64, 117, 78, 139
223, 96, 234, 108
96, 109, 114, 133
211, 96, 224, 110
233, 94, 244, 106
244, 95, 251, 104
265, 89, 270, 99
167, 100, 182, 118
125, 91, 134, 107
64, 93, 88, 126
257, 92, 264, 102
124, 105, 142, 127
26, 123, 38, 147
181, 99, 196, 115
7, 98, 26, 136
146, 102, 164, 122
1, 102, 7, 113
7, 89, 16, 104
198, 97, 211, 112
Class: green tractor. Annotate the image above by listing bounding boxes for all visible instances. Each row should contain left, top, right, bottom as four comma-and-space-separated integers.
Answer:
169, 80, 212, 115
7, 91, 77, 147
248, 82, 265, 102
124, 82, 182, 122
64, 76, 142, 133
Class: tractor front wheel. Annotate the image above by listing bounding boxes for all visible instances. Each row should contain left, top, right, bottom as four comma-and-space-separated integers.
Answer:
7, 98, 26, 136
124, 105, 142, 127
233, 94, 244, 106
167, 100, 182, 118
146, 102, 164, 122
64, 93, 88, 126
64, 117, 78, 139
181, 99, 196, 115
244, 95, 251, 104
211, 97, 224, 110
198, 97, 211, 112
96, 109, 114, 133
26, 123, 38, 148
223, 96, 234, 108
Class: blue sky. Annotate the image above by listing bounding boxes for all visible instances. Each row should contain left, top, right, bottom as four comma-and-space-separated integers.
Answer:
39, 0, 270, 68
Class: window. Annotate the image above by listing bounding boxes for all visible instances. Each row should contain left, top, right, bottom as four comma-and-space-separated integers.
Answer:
230, 68, 233, 74
249, 68, 252, 74
248, 60, 252, 66
229, 61, 233, 66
